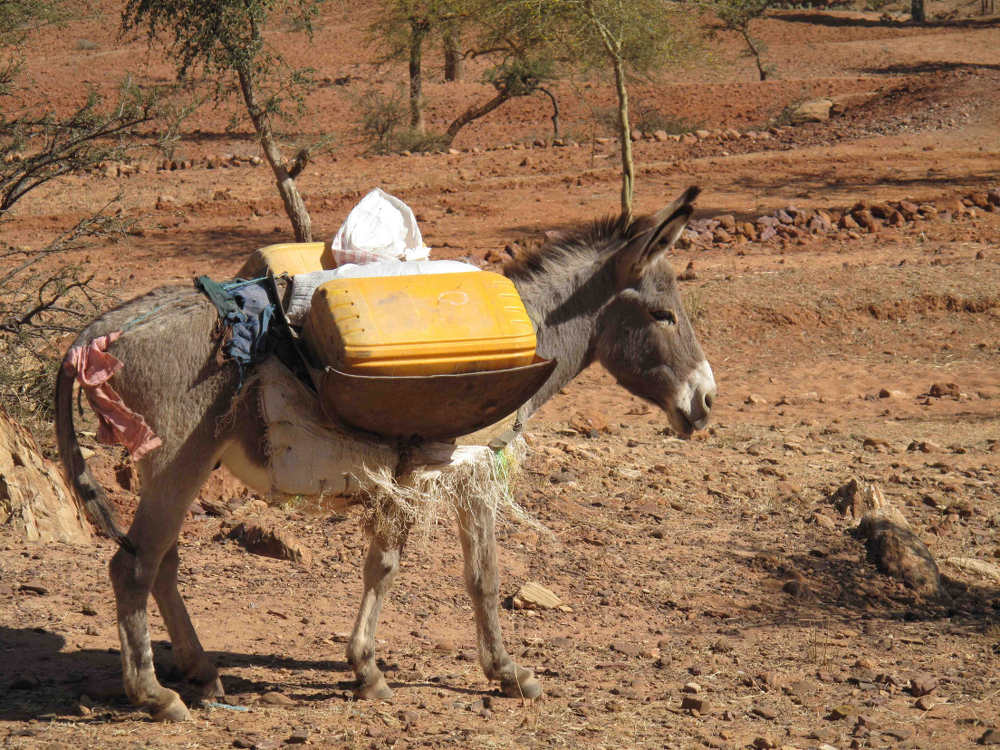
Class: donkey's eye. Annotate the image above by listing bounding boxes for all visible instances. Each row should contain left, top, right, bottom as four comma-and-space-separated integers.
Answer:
651, 309, 677, 325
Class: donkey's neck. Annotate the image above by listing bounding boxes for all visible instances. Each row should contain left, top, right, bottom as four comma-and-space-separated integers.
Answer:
509, 252, 617, 418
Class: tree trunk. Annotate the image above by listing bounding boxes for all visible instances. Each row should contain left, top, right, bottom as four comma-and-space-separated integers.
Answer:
444, 90, 512, 143
236, 64, 312, 242
611, 56, 634, 223
742, 31, 768, 81
539, 87, 560, 139
0, 410, 93, 544
443, 29, 463, 82
409, 18, 428, 133
911, 0, 925, 22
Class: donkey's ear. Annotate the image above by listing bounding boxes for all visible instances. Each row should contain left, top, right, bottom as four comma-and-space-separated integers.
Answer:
615, 185, 700, 285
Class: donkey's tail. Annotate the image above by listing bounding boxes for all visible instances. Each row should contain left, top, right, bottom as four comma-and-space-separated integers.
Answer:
55, 358, 135, 554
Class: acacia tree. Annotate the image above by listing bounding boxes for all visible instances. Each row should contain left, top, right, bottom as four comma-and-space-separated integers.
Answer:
497, 0, 699, 221
712, 0, 772, 81
122, 0, 326, 242
369, 1, 461, 133
367, 0, 555, 147
1, 1, 158, 432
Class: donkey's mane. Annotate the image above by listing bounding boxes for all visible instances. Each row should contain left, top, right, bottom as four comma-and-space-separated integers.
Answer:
503, 213, 639, 280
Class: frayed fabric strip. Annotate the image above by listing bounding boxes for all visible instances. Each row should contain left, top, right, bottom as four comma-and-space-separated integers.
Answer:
64, 331, 162, 459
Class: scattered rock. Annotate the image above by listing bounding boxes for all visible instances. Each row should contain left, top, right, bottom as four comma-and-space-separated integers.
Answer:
915, 695, 936, 711
832, 478, 908, 529
260, 691, 295, 706
753, 705, 778, 720
678, 261, 697, 281
745, 393, 767, 405
928, 382, 960, 398
782, 579, 810, 598
681, 695, 709, 713
945, 557, 1000, 583
908, 674, 937, 697
789, 98, 833, 124
980, 728, 1000, 745
857, 515, 945, 600
683, 681, 702, 694
828, 704, 858, 720
512, 581, 561, 610
224, 520, 311, 564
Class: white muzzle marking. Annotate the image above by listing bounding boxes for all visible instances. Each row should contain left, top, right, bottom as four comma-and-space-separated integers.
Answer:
676, 359, 716, 430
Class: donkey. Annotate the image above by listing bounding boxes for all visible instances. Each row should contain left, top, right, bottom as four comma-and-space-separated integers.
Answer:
55, 186, 716, 721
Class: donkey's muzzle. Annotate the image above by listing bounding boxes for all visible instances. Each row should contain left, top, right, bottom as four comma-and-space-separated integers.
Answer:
678, 360, 716, 433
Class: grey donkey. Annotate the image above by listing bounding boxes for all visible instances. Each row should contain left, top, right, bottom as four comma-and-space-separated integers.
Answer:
56, 186, 716, 721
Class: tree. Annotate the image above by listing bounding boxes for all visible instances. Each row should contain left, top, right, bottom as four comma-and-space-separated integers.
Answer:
443, 57, 551, 144
365, 0, 555, 148
712, 0, 772, 81
122, 0, 327, 242
2, 2, 158, 433
911, 0, 925, 23
369, 1, 462, 134
500, 0, 700, 220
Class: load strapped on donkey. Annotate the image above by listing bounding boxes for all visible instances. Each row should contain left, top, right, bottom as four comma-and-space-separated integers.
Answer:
221, 187, 558, 444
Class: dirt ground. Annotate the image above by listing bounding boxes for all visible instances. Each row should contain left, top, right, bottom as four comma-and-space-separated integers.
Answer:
2, 3, 1000, 749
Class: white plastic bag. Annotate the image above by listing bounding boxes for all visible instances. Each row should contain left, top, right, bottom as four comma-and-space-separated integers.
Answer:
328, 187, 430, 266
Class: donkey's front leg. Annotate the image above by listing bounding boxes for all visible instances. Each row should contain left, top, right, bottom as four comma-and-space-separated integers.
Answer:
347, 522, 410, 700
456, 500, 542, 699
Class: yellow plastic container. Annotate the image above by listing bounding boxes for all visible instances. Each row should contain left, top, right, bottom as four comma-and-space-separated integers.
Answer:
237, 242, 326, 278
303, 271, 536, 376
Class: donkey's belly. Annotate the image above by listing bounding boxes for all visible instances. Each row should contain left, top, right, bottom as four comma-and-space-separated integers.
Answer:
227, 359, 400, 502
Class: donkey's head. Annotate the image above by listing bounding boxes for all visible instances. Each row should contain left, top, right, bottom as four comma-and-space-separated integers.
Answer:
594, 186, 716, 438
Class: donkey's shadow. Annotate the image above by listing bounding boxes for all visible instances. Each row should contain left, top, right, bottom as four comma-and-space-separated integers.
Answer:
0, 626, 361, 721
0, 627, 485, 721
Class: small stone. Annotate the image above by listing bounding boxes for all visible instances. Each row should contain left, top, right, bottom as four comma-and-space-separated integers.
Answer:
782, 579, 810, 598
681, 695, 709, 713
914, 695, 936, 711
683, 682, 702, 693
753, 705, 778, 720
929, 382, 960, 398
828, 704, 858, 720
512, 581, 561, 610
979, 728, 1000, 745
753, 736, 778, 749
285, 728, 310, 744
909, 674, 937, 697
745, 393, 767, 405
260, 691, 295, 706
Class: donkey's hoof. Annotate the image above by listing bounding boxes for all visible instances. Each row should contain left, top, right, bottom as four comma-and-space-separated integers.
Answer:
500, 668, 542, 700
191, 675, 225, 700
356, 677, 393, 701
151, 692, 191, 722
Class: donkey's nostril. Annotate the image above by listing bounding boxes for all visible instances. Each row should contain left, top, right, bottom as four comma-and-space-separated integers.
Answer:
704, 392, 714, 411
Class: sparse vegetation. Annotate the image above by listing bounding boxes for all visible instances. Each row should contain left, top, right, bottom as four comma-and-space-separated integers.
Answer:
122, 0, 329, 241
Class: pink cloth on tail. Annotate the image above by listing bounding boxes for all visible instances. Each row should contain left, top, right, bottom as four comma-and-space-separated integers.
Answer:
64, 331, 162, 459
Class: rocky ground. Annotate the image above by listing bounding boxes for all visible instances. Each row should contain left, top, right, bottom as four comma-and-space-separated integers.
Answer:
2, 3, 999, 749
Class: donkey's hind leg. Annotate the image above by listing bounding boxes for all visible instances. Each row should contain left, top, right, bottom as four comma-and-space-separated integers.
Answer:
151, 543, 223, 700
347, 514, 411, 700
111, 444, 222, 721
456, 497, 541, 699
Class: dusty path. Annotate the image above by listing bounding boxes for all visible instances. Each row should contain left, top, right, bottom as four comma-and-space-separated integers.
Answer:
2, 3, 999, 749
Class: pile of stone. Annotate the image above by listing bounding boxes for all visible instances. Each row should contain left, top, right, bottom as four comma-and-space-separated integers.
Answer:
94, 153, 264, 177
678, 188, 1000, 250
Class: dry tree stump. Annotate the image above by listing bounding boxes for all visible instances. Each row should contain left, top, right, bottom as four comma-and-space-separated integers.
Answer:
0, 410, 94, 544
